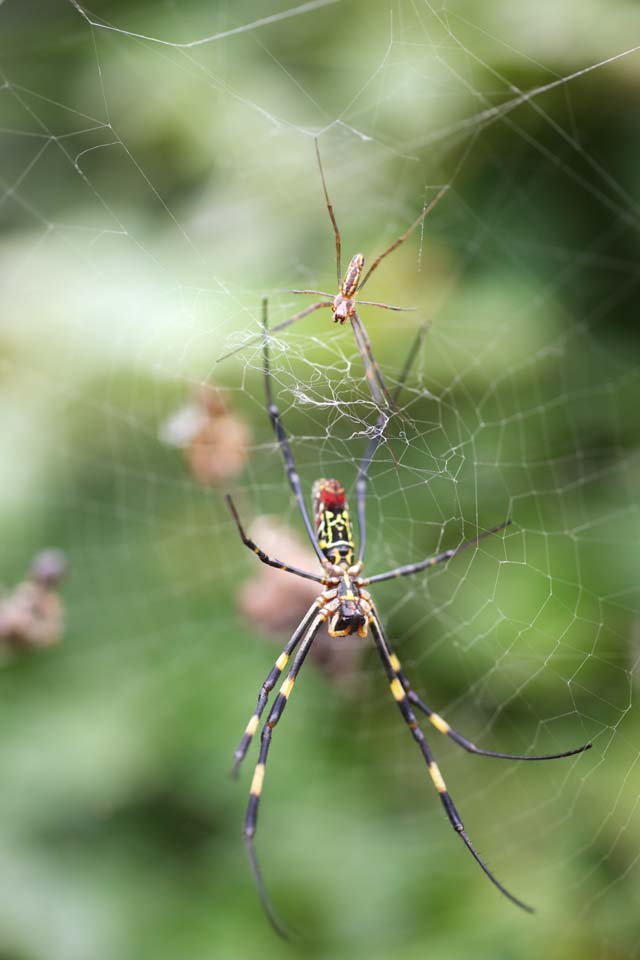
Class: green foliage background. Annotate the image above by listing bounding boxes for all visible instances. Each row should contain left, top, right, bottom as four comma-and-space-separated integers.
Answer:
1, 2, 639, 959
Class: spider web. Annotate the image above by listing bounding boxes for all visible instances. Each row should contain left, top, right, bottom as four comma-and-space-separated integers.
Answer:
0, 2, 639, 958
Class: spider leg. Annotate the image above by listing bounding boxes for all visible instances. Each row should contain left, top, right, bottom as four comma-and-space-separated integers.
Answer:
232, 601, 321, 777
226, 495, 326, 584
357, 183, 449, 293
262, 299, 327, 564
368, 612, 534, 913
217, 301, 332, 364
364, 520, 511, 585
289, 289, 334, 298
357, 300, 416, 312
244, 611, 326, 938
356, 322, 429, 563
268, 299, 333, 336
314, 138, 341, 284
371, 614, 591, 762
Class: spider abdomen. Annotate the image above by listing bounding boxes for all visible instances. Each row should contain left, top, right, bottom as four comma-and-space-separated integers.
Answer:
312, 478, 355, 566
341, 252, 364, 298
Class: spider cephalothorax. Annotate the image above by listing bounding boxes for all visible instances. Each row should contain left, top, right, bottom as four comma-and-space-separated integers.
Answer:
319, 570, 371, 639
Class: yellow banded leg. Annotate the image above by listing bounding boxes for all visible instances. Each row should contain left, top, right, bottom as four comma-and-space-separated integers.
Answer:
243, 614, 325, 937
372, 620, 459, 744
374, 634, 450, 739
232, 603, 318, 776
368, 617, 466, 832
244, 651, 309, 840
401, 680, 589, 762
368, 613, 533, 913
372, 620, 584, 763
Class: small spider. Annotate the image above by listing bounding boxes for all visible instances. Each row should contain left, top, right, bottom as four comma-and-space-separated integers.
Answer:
227, 303, 592, 937
219, 140, 447, 411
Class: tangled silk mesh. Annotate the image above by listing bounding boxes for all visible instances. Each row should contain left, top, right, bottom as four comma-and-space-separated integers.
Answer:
1, 0, 640, 954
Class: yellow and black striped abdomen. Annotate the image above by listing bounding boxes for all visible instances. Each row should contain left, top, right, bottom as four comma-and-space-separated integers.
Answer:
312, 479, 355, 566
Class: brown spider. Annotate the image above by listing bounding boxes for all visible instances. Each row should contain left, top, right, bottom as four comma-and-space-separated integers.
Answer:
219, 140, 447, 410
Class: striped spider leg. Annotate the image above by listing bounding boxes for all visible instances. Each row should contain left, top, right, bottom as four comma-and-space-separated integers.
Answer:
218, 139, 447, 413
366, 611, 591, 914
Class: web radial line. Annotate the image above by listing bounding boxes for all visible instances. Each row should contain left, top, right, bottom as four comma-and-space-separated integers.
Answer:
69, 0, 341, 49
356, 321, 429, 563
261, 299, 326, 563
314, 138, 342, 284
244, 613, 324, 939
368, 613, 534, 914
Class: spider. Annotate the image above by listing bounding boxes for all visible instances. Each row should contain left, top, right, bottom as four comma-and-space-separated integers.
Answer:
226, 301, 592, 937
218, 139, 448, 412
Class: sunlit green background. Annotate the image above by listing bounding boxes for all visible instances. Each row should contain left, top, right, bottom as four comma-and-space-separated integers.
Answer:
1, 2, 639, 959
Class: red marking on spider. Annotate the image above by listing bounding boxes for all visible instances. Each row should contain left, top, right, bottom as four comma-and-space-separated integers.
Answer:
318, 480, 345, 509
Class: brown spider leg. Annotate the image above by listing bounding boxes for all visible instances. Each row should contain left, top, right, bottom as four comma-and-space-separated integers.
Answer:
267, 300, 333, 336
368, 612, 534, 914
355, 322, 429, 563
314, 138, 341, 284
356, 300, 416, 312
289, 289, 334, 298
245, 611, 326, 939
217, 301, 332, 364
364, 520, 512, 585
232, 601, 321, 777
357, 183, 449, 293
371, 613, 592, 763
225, 495, 326, 585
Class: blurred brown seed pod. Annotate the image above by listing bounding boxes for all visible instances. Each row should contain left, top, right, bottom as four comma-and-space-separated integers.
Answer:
160, 385, 252, 486
0, 549, 68, 652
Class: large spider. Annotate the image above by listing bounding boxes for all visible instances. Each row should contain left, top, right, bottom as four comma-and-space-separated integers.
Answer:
226, 302, 592, 937
219, 140, 448, 411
